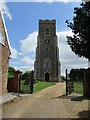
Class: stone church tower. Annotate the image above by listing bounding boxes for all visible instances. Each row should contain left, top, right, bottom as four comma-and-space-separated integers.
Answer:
34, 19, 60, 82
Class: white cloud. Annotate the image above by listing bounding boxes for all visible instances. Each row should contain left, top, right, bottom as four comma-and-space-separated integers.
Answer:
21, 56, 34, 65
14, 65, 33, 72
18, 30, 88, 75
10, 32, 38, 72
11, 56, 34, 72
20, 32, 38, 54
0, 0, 12, 20
30, 0, 81, 2
11, 47, 18, 59
57, 30, 88, 75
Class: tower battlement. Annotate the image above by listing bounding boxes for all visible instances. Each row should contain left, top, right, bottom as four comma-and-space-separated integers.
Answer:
39, 19, 56, 23
39, 19, 56, 36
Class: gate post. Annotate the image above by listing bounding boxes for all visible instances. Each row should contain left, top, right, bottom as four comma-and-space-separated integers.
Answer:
19, 73, 22, 93
66, 69, 68, 96
30, 70, 34, 94
12, 71, 22, 93
83, 69, 90, 98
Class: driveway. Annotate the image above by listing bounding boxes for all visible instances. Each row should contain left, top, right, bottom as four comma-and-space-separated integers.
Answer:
2, 83, 88, 118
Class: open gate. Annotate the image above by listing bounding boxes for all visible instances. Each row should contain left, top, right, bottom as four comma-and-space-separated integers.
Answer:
66, 69, 74, 95
19, 71, 34, 94
66, 69, 84, 96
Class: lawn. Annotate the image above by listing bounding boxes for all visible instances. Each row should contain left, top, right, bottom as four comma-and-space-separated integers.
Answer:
74, 82, 83, 94
20, 80, 56, 94
33, 81, 56, 93
20, 80, 30, 93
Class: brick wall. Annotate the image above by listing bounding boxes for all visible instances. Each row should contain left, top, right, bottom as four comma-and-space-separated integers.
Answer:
0, 44, 2, 96
0, 11, 11, 96
0, 43, 10, 95
7, 71, 22, 93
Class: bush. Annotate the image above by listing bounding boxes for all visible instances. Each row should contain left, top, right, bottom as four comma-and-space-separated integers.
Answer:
61, 76, 66, 82
8, 66, 15, 78
70, 69, 84, 82
8, 74, 14, 78
22, 71, 35, 85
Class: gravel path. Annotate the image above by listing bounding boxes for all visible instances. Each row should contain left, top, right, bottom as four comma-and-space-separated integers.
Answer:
2, 83, 88, 118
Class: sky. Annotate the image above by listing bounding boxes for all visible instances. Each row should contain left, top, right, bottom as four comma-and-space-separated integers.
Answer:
0, 0, 88, 75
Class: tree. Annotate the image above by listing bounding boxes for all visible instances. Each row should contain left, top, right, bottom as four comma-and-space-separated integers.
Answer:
8, 66, 16, 78
22, 71, 32, 85
8, 66, 15, 73
69, 69, 84, 82
66, 2, 90, 60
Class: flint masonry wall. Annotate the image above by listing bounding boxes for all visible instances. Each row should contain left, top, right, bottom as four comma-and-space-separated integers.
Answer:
34, 19, 61, 82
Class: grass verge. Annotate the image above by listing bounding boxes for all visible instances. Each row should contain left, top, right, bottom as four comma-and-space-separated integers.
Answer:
33, 81, 56, 93
20, 80, 56, 94
74, 82, 83, 94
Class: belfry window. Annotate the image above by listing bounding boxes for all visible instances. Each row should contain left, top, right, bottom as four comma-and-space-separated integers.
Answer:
46, 28, 50, 35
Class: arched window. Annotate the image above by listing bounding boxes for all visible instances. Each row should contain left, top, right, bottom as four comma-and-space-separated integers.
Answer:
44, 59, 51, 70
46, 28, 49, 35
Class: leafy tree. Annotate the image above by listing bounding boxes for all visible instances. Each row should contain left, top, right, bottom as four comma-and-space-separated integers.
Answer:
22, 71, 32, 85
8, 66, 15, 73
8, 66, 16, 78
70, 68, 84, 82
61, 76, 66, 82
66, 2, 90, 60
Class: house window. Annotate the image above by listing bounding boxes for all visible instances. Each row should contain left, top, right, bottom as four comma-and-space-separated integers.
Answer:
0, 30, 5, 45
46, 28, 50, 35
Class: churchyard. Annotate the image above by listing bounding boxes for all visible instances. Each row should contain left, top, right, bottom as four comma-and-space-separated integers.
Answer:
0, 1, 90, 119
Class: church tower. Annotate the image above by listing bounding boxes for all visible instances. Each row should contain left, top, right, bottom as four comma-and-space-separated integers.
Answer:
34, 19, 61, 82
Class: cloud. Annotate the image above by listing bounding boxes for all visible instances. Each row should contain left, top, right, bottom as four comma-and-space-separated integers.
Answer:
11, 30, 88, 75
30, 0, 81, 2
14, 65, 33, 72
21, 56, 34, 65
10, 32, 38, 72
20, 32, 38, 54
0, 0, 12, 20
11, 47, 18, 59
12, 56, 34, 72
57, 31, 88, 75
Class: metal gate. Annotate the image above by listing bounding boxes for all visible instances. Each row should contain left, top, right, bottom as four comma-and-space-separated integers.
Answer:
19, 71, 34, 94
66, 69, 74, 95
66, 69, 84, 96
